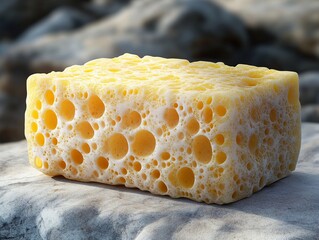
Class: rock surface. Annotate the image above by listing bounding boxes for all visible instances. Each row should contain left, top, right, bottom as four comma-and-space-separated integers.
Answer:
17, 7, 93, 43
0, 0, 89, 40
302, 105, 319, 123
1, 123, 319, 239
213, 0, 319, 58
299, 71, 319, 105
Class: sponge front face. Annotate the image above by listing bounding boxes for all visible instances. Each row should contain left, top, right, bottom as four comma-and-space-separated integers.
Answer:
25, 54, 301, 204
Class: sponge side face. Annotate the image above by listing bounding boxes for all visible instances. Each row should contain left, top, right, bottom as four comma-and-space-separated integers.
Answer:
25, 54, 301, 204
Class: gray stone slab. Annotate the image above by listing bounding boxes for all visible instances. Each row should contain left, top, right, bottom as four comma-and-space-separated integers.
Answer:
1, 123, 319, 239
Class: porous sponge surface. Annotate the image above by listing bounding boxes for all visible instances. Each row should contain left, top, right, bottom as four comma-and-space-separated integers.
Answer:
25, 53, 301, 204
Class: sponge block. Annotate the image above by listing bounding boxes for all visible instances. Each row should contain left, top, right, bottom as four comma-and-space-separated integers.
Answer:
25, 53, 301, 204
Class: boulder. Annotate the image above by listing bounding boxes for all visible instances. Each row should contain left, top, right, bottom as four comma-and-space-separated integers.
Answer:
213, 0, 319, 58
5, 0, 248, 66
0, 0, 89, 40
299, 71, 319, 105
243, 45, 319, 72
0, 42, 11, 57
0, 123, 318, 239
301, 105, 319, 123
84, 0, 132, 18
0, 0, 248, 142
18, 7, 93, 43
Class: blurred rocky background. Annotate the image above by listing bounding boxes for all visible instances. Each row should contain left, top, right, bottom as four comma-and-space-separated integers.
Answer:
0, 0, 318, 142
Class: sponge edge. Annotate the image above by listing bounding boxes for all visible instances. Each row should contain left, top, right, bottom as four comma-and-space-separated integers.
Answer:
25, 53, 301, 204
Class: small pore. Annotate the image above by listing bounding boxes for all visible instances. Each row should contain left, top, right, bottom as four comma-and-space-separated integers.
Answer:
35, 157, 42, 168
151, 169, 160, 179
249, 134, 258, 153
197, 101, 204, 110
31, 122, 38, 133
161, 152, 170, 160
246, 162, 252, 171
52, 138, 58, 145
32, 110, 39, 119
133, 161, 142, 172
270, 109, 277, 122
35, 100, 42, 110
236, 132, 244, 146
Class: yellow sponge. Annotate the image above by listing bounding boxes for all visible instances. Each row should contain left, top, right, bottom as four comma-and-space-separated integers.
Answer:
25, 53, 301, 204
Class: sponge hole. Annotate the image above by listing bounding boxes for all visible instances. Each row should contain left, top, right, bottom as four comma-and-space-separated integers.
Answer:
250, 107, 259, 122
76, 121, 94, 139
81, 143, 91, 153
186, 118, 199, 135
104, 133, 128, 159
216, 151, 227, 164
132, 130, 156, 156
45, 90, 54, 105
177, 167, 195, 188
161, 152, 170, 160
133, 161, 142, 172
215, 105, 226, 117
31, 122, 38, 133
58, 160, 66, 169
96, 156, 109, 170
32, 110, 39, 119
269, 109, 277, 122
35, 100, 42, 110
70, 149, 83, 165
122, 110, 141, 129
43, 110, 58, 130
236, 132, 244, 146
35, 133, 45, 146
59, 99, 75, 121
158, 181, 168, 193
151, 169, 160, 179
215, 134, 224, 145
88, 95, 105, 118
34, 157, 43, 168
202, 107, 213, 123
249, 134, 258, 153
197, 101, 204, 110
164, 108, 179, 128
192, 135, 212, 164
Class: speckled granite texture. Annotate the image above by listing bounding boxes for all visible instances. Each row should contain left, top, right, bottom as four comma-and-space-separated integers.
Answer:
1, 123, 319, 240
